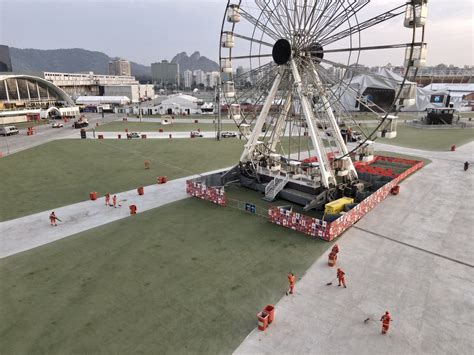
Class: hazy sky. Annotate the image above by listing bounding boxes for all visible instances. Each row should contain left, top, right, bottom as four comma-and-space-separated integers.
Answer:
0, 0, 472, 67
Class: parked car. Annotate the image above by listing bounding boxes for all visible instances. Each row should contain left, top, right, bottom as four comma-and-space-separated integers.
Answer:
127, 132, 141, 139
73, 119, 89, 129
190, 131, 203, 138
221, 131, 237, 138
0, 126, 19, 136
52, 122, 64, 128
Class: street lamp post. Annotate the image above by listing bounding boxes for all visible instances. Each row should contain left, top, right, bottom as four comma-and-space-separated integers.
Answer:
1, 124, 10, 155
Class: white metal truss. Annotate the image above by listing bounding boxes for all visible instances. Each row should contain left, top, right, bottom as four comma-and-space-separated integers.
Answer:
290, 59, 335, 188
219, 0, 428, 192
240, 67, 284, 162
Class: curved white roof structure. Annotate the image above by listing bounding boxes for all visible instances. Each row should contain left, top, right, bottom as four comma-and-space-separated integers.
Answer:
0, 74, 75, 106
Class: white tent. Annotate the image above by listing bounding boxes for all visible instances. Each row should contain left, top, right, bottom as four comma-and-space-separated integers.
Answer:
423, 83, 474, 111
333, 69, 464, 112
333, 69, 406, 111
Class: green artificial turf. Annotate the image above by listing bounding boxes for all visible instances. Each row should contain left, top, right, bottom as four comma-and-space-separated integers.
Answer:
95, 121, 236, 132
359, 123, 473, 151
0, 198, 329, 354
0, 139, 244, 221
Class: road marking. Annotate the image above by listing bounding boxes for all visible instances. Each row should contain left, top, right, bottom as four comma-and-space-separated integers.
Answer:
354, 226, 474, 268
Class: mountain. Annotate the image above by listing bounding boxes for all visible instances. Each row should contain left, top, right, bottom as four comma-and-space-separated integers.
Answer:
9, 47, 152, 81
8, 47, 220, 82
171, 51, 219, 72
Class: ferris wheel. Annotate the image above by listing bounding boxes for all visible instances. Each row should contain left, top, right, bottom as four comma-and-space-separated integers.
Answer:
219, 0, 428, 209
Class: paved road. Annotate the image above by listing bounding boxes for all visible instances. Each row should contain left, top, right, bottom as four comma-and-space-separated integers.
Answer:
0, 114, 393, 154
235, 142, 474, 355
89, 131, 219, 139
0, 113, 117, 155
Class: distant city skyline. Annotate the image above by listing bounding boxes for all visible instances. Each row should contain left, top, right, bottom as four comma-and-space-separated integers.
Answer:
0, 0, 472, 67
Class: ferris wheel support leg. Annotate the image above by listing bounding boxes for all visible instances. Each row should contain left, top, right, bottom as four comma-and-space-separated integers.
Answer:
240, 68, 284, 162
310, 63, 358, 180
290, 59, 334, 189
270, 93, 292, 152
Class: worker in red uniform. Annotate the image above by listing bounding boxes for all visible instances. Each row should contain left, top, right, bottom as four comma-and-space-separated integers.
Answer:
105, 193, 110, 206
113, 195, 117, 208
286, 272, 296, 295
332, 244, 339, 255
337, 268, 346, 288
380, 311, 392, 334
49, 212, 59, 226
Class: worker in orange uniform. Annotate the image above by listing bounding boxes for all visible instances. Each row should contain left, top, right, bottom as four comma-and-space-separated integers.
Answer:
337, 268, 346, 288
286, 272, 296, 296
49, 212, 60, 226
380, 311, 392, 334
113, 195, 117, 208
332, 244, 339, 255
105, 193, 110, 206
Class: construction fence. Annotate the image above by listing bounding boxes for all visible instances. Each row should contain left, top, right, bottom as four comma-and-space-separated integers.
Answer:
186, 156, 424, 242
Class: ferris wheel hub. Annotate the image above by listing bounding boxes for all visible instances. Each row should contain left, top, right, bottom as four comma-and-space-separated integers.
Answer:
308, 42, 324, 63
272, 39, 292, 65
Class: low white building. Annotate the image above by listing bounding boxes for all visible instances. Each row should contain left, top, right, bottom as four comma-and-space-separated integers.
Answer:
103, 84, 154, 103
76, 96, 130, 106
152, 94, 203, 115
116, 94, 209, 116
44, 71, 138, 98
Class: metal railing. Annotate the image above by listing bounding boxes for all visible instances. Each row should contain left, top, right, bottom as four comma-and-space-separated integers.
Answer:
226, 198, 269, 219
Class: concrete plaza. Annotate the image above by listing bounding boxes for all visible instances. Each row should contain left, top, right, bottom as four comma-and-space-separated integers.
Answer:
235, 142, 473, 354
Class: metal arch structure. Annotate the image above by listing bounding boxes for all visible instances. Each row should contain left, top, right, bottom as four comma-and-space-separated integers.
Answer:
0, 74, 76, 106
218, 0, 428, 210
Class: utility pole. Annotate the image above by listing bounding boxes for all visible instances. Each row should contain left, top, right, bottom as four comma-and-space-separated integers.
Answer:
1, 124, 10, 155
217, 81, 221, 141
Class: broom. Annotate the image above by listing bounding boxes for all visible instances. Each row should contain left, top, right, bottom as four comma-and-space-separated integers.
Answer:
326, 279, 336, 286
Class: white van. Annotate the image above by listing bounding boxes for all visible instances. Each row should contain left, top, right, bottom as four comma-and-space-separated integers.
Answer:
0, 126, 20, 136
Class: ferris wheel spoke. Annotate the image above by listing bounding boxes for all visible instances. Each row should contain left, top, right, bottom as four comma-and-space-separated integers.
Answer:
234, 66, 280, 103
232, 62, 275, 82
305, 0, 368, 49
322, 42, 423, 54
309, 72, 372, 141
319, 4, 408, 47
317, 57, 409, 86
299, 55, 389, 125
232, 33, 274, 48
255, 0, 292, 39
296, 1, 336, 49
227, 54, 274, 60
304, 1, 346, 45
312, 67, 386, 143
275, 2, 296, 39
315, 66, 390, 118
239, 8, 281, 41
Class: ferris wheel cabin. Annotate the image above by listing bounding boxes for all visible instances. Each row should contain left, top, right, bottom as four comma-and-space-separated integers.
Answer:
227, 4, 241, 23
404, 0, 428, 28
377, 115, 399, 139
